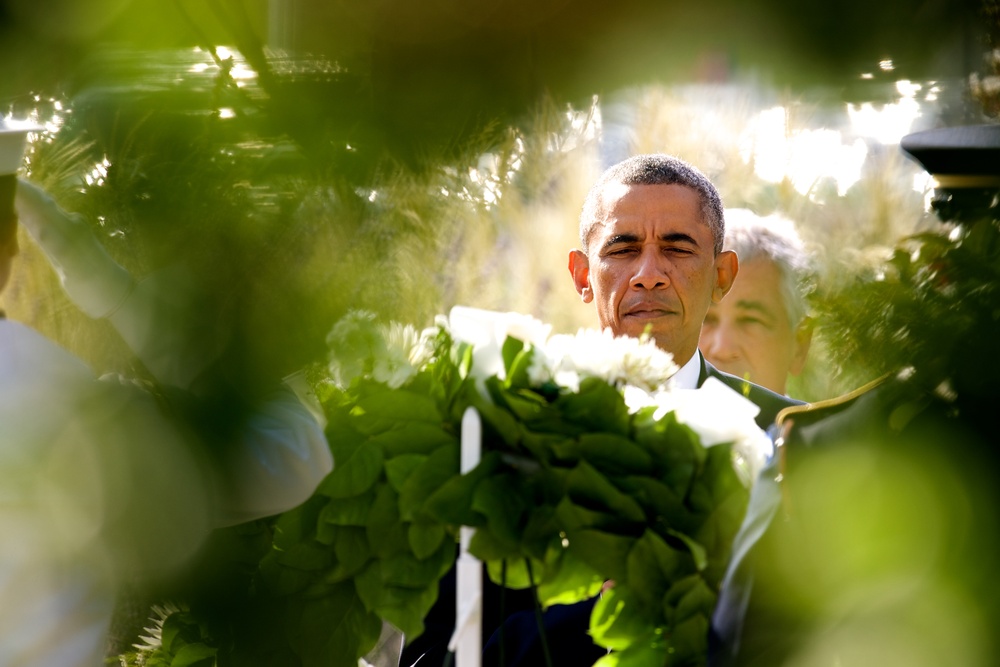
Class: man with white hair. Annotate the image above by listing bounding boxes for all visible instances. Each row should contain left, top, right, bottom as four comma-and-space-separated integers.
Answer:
699, 209, 813, 396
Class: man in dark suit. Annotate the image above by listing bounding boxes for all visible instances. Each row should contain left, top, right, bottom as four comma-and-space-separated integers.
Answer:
472, 154, 799, 666
402, 154, 798, 667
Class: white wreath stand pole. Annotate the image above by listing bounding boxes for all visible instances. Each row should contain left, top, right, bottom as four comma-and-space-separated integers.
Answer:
448, 407, 483, 667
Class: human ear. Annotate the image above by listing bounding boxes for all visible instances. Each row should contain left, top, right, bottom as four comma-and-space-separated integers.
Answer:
568, 249, 593, 303
711, 250, 738, 303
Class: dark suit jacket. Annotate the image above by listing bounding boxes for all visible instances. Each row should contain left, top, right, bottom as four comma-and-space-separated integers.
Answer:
396, 360, 799, 667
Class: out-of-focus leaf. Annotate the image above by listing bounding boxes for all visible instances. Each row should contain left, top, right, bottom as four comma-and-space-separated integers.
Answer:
422, 451, 501, 526
590, 586, 653, 651
565, 461, 646, 524
408, 520, 447, 560
535, 545, 604, 607
287, 582, 382, 667
352, 390, 442, 435
625, 530, 685, 614
318, 490, 375, 527
564, 528, 634, 585
366, 484, 409, 559
385, 454, 427, 492
556, 433, 653, 475
168, 643, 217, 667
314, 441, 383, 499
331, 526, 370, 579
471, 473, 530, 547
369, 423, 456, 457
555, 377, 631, 436
398, 444, 459, 521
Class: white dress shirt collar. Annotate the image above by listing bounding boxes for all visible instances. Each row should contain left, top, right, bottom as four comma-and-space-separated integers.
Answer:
670, 350, 702, 390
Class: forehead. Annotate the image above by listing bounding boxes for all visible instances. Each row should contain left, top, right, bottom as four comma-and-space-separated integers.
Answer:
591, 183, 709, 244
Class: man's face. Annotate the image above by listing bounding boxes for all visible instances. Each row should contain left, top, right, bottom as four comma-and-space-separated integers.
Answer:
569, 183, 736, 366
698, 257, 810, 394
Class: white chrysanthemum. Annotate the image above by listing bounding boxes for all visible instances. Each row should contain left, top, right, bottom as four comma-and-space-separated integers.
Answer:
328, 312, 438, 389
448, 306, 552, 382
530, 328, 678, 393
371, 322, 426, 389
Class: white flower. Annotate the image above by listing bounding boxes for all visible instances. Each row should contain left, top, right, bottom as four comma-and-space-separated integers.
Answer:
447, 306, 551, 382
327, 311, 437, 389
529, 328, 678, 393
370, 322, 429, 389
644, 377, 773, 486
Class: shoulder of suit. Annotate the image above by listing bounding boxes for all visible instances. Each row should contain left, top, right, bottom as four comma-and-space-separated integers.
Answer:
775, 373, 891, 430
707, 365, 802, 409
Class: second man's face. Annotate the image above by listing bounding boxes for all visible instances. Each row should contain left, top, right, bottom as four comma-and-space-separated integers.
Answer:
569, 183, 736, 367
699, 258, 810, 395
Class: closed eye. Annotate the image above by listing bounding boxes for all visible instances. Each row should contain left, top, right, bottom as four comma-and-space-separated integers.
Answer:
604, 246, 638, 257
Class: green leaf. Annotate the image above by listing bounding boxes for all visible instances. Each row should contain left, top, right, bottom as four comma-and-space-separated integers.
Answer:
555, 497, 638, 535
519, 504, 563, 559
318, 490, 375, 527
398, 444, 459, 521
286, 582, 382, 667
554, 377, 630, 436
621, 476, 692, 534
505, 344, 534, 389
354, 561, 384, 612
590, 586, 656, 651
470, 385, 521, 446
556, 433, 653, 475
276, 541, 333, 571
693, 490, 748, 585
423, 451, 502, 526
665, 529, 707, 572
484, 555, 545, 589
381, 543, 454, 588
314, 440, 383, 499
369, 423, 456, 457
593, 638, 668, 667
408, 521, 447, 560
273, 497, 325, 550
169, 644, 217, 667
535, 545, 604, 607
566, 461, 646, 524
351, 389, 443, 435
625, 530, 685, 614
371, 584, 440, 641
470, 529, 520, 563
471, 473, 530, 547
366, 485, 409, 559
565, 528, 635, 584
667, 613, 710, 664
385, 454, 427, 492
331, 526, 370, 579
501, 335, 526, 379
633, 411, 702, 487
259, 552, 314, 596
674, 575, 716, 624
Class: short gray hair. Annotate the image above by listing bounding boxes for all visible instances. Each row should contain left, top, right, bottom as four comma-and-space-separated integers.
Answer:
723, 208, 812, 327
579, 154, 725, 255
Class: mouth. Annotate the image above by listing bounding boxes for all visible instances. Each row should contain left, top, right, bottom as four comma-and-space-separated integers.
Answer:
622, 305, 674, 320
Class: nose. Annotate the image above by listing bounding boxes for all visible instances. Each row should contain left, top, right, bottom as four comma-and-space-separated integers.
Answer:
629, 247, 668, 290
